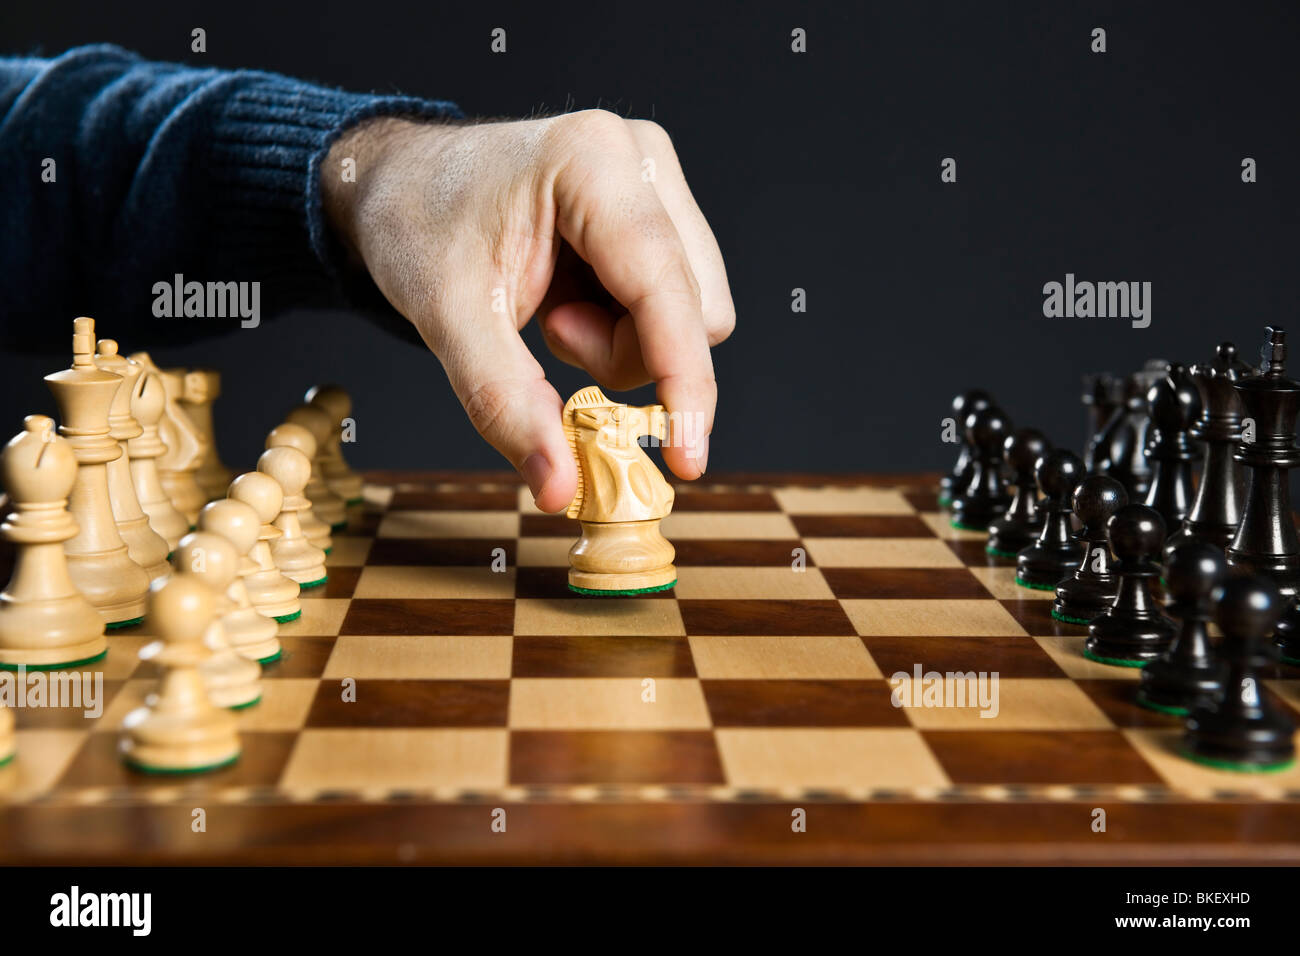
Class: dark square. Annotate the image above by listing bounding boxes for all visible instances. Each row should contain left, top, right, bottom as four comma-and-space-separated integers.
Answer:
678, 599, 856, 636
999, 598, 1085, 637
9, 679, 125, 731
512, 635, 696, 677
264, 637, 335, 678
509, 730, 725, 785
922, 730, 1164, 785
671, 491, 780, 511
366, 538, 516, 567
520, 514, 575, 537
305, 679, 509, 727
672, 540, 808, 567
701, 679, 908, 726
340, 599, 515, 635
389, 490, 517, 510
822, 567, 992, 599
305, 565, 360, 599
791, 515, 933, 538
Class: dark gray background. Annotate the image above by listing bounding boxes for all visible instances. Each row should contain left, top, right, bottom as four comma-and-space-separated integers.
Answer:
3, 0, 1298, 476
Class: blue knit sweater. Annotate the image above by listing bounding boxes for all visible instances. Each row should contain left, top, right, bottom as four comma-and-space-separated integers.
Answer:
0, 45, 460, 349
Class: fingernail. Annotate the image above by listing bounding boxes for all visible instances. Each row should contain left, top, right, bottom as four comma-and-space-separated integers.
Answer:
521, 452, 553, 501
696, 435, 709, 475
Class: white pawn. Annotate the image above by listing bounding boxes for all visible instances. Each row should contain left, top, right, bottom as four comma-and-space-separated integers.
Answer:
120, 575, 241, 774
305, 384, 364, 504
0, 703, 15, 768
265, 423, 332, 552
127, 368, 189, 552
0, 415, 107, 669
284, 404, 348, 528
174, 533, 262, 709
259, 446, 328, 589
227, 472, 302, 622
198, 499, 281, 663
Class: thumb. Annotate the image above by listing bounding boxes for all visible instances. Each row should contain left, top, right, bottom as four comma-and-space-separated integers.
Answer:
434, 314, 577, 514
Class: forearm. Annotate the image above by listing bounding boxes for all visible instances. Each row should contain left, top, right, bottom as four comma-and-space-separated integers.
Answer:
0, 44, 460, 349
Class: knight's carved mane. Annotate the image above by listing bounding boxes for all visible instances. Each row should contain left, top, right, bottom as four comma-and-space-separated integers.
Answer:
563, 386, 615, 519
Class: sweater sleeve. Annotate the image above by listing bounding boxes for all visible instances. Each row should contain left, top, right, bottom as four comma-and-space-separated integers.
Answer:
0, 44, 461, 350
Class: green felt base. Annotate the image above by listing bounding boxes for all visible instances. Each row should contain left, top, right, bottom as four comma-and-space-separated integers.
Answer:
106, 616, 144, 630
257, 649, 282, 665
949, 519, 988, 532
1014, 576, 1057, 592
1179, 750, 1296, 774
228, 695, 262, 711
1136, 693, 1189, 717
323, 548, 332, 556
569, 580, 677, 597
330, 521, 348, 532
0, 751, 14, 769
0, 649, 108, 672
1050, 608, 1090, 626
1282, 654, 1300, 667
272, 610, 302, 623
1082, 647, 1147, 668
124, 752, 240, 776
346, 497, 364, 506
299, 576, 328, 589
937, 494, 952, 507
985, 545, 1019, 558
166, 552, 174, 562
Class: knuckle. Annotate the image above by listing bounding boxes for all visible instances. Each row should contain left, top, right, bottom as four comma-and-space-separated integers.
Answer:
707, 303, 737, 343
628, 119, 673, 149
461, 380, 517, 442
553, 109, 631, 152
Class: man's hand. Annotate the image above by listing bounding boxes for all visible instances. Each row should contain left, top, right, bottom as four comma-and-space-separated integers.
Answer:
321, 111, 735, 513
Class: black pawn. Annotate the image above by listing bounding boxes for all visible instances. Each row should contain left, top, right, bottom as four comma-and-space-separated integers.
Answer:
1015, 449, 1086, 590
1184, 574, 1296, 772
939, 390, 993, 506
1052, 475, 1128, 625
1165, 343, 1252, 557
1137, 539, 1228, 715
950, 406, 1011, 531
1143, 364, 1202, 531
987, 428, 1051, 557
1085, 504, 1177, 666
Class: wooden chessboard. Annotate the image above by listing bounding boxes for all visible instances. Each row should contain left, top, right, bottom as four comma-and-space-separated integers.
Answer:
3, 471, 1300, 865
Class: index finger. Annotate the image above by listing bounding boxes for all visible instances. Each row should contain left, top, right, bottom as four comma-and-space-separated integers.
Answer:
550, 114, 716, 477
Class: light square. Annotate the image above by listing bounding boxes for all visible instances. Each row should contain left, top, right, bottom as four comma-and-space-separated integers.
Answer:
508, 678, 710, 729
1, 730, 87, 801
804, 538, 963, 568
280, 598, 350, 637
689, 635, 881, 679
1033, 635, 1141, 680
1124, 728, 1300, 797
326, 537, 372, 566
898, 677, 1113, 729
672, 567, 834, 600
969, 566, 1054, 601
773, 488, 914, 515
355, 566, 516, 599
280, 728, 509, 790
715, 728, 949, 789
323, 635, 513, 679
842, 599, 1026, 637
919, 512, 987, 541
